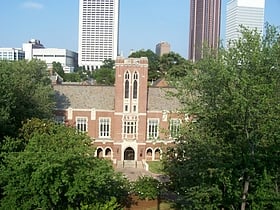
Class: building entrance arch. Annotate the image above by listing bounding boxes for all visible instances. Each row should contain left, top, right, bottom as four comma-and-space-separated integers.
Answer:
124, 147, 135, 160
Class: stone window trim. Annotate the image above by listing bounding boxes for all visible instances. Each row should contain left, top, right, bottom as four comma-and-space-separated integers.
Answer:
76, 117, 88, 133
99, 117, 111, 138
147, 118, 160, 139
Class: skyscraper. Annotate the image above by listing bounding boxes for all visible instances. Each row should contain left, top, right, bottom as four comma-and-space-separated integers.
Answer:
78, 0, 120, 70
226, 0, 265, 45
188, 0, 221, 62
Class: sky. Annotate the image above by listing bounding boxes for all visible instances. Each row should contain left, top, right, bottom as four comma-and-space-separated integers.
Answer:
0, 0, 280, 59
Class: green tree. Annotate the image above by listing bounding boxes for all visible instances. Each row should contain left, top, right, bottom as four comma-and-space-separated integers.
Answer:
129, 49, 160, 81
166, 59, 195, 79
92, 67, 115, 85
0, 60, 54, 139
102, 58, 115, 69
133, 176, 160, 200
52, 61, 65, 78
0, 119, 129, 209
159, 52, 186, 75
164, 24, 280, 209
90, 59, 116, 85
63, 72, 83, 82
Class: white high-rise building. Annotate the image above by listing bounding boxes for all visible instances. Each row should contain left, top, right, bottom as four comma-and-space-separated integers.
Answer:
78, 0, 120, 70
226, 0, 265, 45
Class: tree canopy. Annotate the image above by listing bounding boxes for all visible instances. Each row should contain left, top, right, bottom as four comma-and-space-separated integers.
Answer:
159, 52, 186, 75
92, 67, 115, 85
0, 119, 129, 209
129, 49, 160, 81
129, 49, 188, 82
101, 58, 115, 69
91, 59, 115, 85
164, 24, 280, 209
0, 60, 55, 139
52, 61, 65, 78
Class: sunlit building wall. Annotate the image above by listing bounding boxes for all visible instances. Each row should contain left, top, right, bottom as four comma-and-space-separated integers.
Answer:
226, 0, 265, 45
78, 0, 120, 70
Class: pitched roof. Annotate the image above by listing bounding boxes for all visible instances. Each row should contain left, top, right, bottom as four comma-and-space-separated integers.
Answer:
147, 87, 181, 111
54, 85, 115, 110
53, 84, 181, 111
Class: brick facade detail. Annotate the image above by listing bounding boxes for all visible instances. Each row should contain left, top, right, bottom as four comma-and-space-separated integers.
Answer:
54, 57, 182, 164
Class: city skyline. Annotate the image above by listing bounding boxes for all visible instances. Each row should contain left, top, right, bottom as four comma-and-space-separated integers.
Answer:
0, 0, 280, 59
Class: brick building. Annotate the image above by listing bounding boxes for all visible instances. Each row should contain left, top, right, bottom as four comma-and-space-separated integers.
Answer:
54, 57, 182, 166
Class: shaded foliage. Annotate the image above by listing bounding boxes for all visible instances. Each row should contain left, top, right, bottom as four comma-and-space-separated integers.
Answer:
0, 60, 54, 139
159, 52, 187, 76
0, 119, 129, 209
102, 58, 115, 69
92, 67, 115, 85
129, 50, 188, 82
52, 61, 65, 78
91, 59, 115, 85
133, 176, 161, 200
164, 24, 280, 209
129, 49, 160, 81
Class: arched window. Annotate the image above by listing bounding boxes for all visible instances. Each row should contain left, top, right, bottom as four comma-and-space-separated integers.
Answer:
133, 72, 138, 99
146, 148, 153, 161
147, 149, 152, 156
97, 148, 103, 158
124, 71, 130, 99
105, 148, 111, 156
125, 71, 130, 80
133, 80, 137, 99
133, 71, 138, 80
125, 80, 129, 98
155, 148, 161, 160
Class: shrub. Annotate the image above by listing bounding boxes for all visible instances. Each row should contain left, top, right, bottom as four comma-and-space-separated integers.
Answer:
133, 176, 160, 200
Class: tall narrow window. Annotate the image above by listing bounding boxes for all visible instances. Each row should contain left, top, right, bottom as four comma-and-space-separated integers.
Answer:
170, 119, 181, 138
124, 71, 130, 99
148, 119, 159, 139
125, 80, 129, 98
133, 72, 138, 99
76, 117, 87, 133
133, 80, 137, 99
99, 118, 110, 138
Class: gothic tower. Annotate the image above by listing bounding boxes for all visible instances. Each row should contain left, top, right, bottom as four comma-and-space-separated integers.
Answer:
113, 57, 148, 161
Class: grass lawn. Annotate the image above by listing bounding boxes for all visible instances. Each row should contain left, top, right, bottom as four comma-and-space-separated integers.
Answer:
147, 161, 164, 174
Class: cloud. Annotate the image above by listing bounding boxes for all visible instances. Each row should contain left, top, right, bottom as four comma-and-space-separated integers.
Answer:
22, 1, 44, 10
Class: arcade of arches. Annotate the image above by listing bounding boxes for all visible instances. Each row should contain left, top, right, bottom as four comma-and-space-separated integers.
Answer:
97, 147, 112, 159
96, 147, 161, 161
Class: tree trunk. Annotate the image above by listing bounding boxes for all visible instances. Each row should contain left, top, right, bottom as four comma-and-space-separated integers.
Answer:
241, 178, 250, 210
